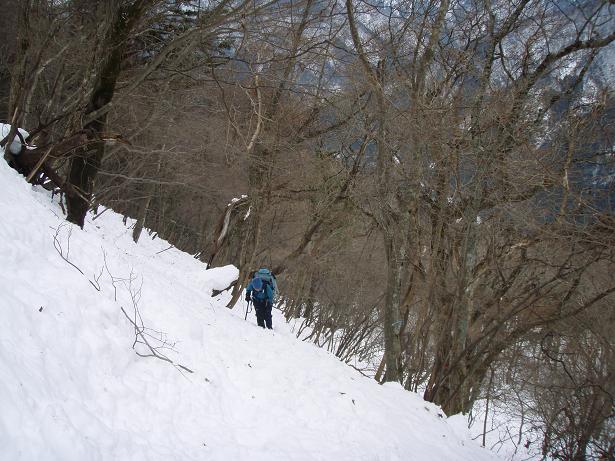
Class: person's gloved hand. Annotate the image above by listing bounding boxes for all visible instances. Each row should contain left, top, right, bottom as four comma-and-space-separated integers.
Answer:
245, 293, 251, 301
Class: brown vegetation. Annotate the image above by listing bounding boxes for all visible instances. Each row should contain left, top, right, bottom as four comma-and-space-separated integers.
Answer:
2, 0, 614, 457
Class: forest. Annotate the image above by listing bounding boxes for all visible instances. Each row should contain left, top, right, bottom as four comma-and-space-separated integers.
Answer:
1, 0, 614, 459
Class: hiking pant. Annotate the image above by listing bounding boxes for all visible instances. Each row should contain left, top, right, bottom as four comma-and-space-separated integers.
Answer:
253, 300, 272, 329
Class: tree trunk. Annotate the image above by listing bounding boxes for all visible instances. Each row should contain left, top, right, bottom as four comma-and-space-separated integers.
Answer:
132, 155, 162, 243
382, 231, 406, 383
66, 1, 151, 227
226, 147, 271, 308
3, 1, 30, 164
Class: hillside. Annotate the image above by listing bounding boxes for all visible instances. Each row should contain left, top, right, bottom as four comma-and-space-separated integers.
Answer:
0, 161, 497, 461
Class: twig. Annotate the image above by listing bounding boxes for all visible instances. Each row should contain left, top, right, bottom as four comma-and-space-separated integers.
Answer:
51, 226, 193, 374
51, 224, 84, 275
155, 245, 174, 255
120, 306, 194, 374
25, 146, 54, 183
92, 207, 110, 221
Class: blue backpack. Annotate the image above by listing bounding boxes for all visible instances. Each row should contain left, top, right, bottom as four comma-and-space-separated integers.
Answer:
250, 268, 277, 302
256, 268, 277, 299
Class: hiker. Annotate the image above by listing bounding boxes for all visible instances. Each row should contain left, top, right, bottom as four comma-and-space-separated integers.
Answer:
245, 268, 277, 329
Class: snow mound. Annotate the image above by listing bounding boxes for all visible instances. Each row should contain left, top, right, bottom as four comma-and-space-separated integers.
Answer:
0, 123, 29, 154
0, 162, 498, 461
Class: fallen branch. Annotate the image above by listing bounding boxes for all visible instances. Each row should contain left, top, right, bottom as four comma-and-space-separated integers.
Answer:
51, 224, 100, 291
120, 305, 194, 374
212, 280, 237, 297
155, 245, 174, 255
50, 226, 194, 374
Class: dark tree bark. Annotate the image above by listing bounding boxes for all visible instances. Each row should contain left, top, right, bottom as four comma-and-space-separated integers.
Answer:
66, 0, 153, 227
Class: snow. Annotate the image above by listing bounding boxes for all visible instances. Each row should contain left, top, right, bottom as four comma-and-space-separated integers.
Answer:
468, 398, 542, 461
229, 194, 248, 205
0, 123, 29, 155
0, 161, 499, 461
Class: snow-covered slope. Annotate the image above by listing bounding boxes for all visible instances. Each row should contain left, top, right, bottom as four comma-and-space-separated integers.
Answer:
0, 162, 498, 461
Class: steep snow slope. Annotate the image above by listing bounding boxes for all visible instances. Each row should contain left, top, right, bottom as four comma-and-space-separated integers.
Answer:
0, 162, 498, 461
